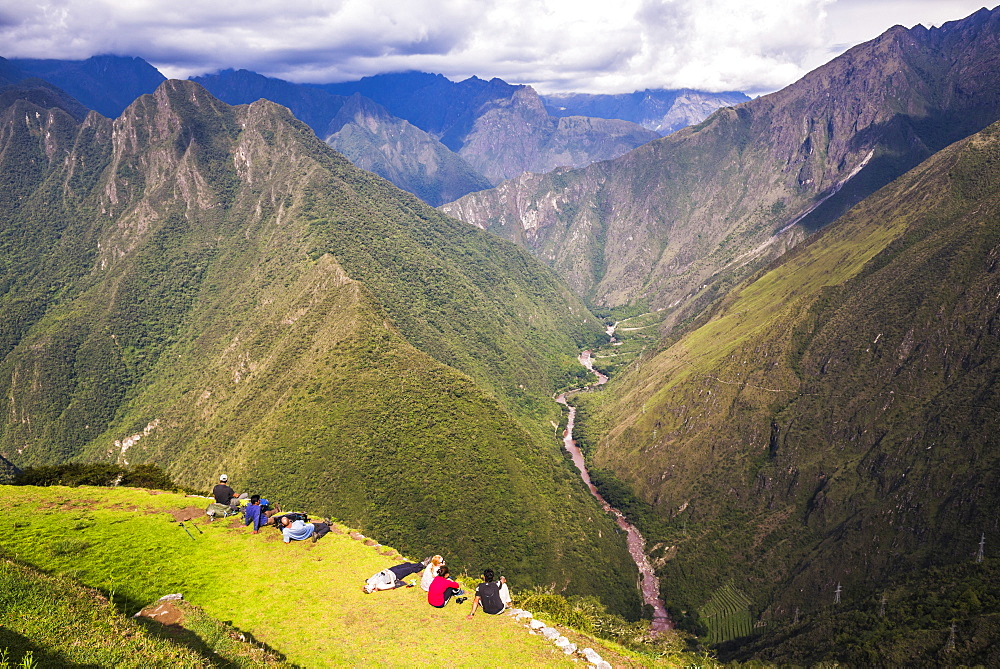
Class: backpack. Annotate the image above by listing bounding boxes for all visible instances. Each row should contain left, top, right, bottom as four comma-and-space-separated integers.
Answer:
206, 502, 236, 519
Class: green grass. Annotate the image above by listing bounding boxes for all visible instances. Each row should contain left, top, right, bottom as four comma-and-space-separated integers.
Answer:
0, 557, 265, 667
0, 485, 585, 667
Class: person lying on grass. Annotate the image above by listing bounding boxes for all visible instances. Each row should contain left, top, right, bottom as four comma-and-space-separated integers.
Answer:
279, 515, 332, 543
428, 565, 466, 608
363, 559, 430, 593
466, 568, 511, 618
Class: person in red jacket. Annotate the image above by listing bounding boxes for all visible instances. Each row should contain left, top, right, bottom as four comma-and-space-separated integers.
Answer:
427, 566, 466, 608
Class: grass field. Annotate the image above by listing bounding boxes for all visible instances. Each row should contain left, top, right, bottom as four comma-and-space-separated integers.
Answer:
0, 485, 583, 667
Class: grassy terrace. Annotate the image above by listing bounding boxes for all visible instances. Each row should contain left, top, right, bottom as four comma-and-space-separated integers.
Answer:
0, 485, 581, 667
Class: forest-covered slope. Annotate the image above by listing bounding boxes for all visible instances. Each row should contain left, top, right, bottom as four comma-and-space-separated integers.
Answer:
0, 79, 640, 614
575, 114, 1000, 653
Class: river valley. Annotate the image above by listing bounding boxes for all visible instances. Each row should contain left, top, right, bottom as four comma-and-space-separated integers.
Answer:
556, 347, 672, 632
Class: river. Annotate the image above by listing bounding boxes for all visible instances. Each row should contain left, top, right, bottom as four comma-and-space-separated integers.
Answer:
555, 348, 672, 632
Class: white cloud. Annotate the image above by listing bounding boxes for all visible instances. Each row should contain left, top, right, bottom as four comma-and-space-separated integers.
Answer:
0, 0, 992, 94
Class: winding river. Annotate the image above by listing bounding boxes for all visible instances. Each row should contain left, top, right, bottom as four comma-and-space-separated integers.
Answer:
555, 347, 672, 632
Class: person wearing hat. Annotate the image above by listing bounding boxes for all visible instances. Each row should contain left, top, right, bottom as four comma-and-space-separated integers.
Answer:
213, 474, 238, 510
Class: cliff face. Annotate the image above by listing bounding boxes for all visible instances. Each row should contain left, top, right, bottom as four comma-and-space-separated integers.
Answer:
442, 8, 1000, 329
0, 80, 641, 614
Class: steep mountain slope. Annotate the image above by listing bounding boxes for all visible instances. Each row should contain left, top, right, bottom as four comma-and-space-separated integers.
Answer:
323, 93, 492, 205
580, 116, 1000, 648
192, 70, 491, 206
543, 88, 751, 135
0, 80, 640, 613
443, 7, 1000, 327
10, 55, 165, 118
319, 72, 659, 184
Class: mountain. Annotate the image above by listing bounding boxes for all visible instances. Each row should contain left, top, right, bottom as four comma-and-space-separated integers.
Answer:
193, 69, 490, 205
319, 72, 660, 184
542, 88, 751, 135
194, 70, 493, 205
323, 93, 492, 205
318, 72, 525, 151
442, 7, 1000, 330
578, 110, 1000, 658
9, 55, 165, 118
0, 79, 641, 614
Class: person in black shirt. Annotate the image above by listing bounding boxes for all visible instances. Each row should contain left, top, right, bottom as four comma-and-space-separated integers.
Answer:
466, 569, 511, 618
212, 474, 237, 509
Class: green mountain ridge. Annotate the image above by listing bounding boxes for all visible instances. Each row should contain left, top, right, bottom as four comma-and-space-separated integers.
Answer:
578, 113, 1000, 659
0, 79, 640, 614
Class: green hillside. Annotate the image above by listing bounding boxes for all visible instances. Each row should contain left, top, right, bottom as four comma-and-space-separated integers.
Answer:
579, 116, 1000, 659
0, 485, 588, 667
0, 80, 638, 614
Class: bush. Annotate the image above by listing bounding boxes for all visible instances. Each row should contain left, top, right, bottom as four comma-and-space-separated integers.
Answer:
13, 463, 183, 492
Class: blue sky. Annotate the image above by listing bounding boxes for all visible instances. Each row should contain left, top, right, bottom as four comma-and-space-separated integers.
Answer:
0, 0, 992, 95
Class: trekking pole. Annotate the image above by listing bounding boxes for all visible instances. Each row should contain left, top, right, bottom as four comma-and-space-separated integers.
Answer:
179, 521, 195, 540
191, 521, 204, 535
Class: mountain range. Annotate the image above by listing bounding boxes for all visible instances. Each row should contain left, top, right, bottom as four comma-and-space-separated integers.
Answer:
442, 7, 1000, 330
4, 4, 1000, 663
542, 88, 751, 135
0, 57, 739, 207
0, 77, 641, 614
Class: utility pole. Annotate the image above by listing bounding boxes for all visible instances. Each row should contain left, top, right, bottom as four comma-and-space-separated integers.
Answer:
976, 533, 985, 563
793, 607, 800, 625
944, 622, 956, 653
834, 582, 842, 605
879, 594, 887, 618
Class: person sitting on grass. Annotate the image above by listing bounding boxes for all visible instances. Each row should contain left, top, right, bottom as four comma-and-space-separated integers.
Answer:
428, 565, 466, 608
466, 569, 511, 618
363, 559, 430, 593
213, 474, 239, 510
243, 495, 274, 534
420, 555, 444, 592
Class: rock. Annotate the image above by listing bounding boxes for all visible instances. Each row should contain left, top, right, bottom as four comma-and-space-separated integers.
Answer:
541, 626, 560, 640
562, 642, 577, 655
158, 593, 183, 601
553, 636, 569, 647
582, 648, 602, 664
528, 619, 545, 630
595, 661, 612, 669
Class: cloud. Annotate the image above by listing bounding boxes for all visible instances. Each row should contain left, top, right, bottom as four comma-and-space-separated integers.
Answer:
0, 0, 991, 94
